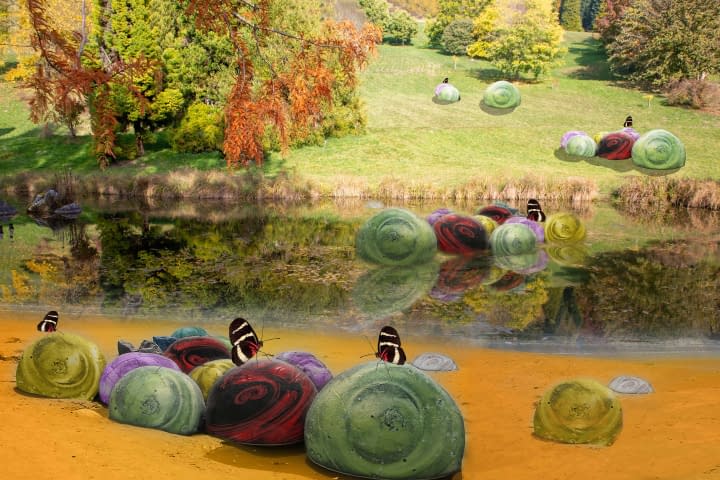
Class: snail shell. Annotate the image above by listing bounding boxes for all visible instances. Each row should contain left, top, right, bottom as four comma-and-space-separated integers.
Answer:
608, 375, 654, 394
482, 80, 521, 109
411, 352, 458, 372
490, 223, 538, 257
99, 351, 181, 404
631, 129, 686, 170
163, 336, 230, 373
544, 212, 587, 244
356, 208, 437, 266
189, 359, 235, 401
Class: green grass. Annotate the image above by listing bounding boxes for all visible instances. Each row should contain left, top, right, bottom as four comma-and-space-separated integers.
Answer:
1, 31, 719, 196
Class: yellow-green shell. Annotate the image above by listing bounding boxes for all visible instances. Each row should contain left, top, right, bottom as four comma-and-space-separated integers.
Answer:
544, 212, 586, 244
189, 359, 235, 400
16, 332, 106, 400
533, 378, 623, 446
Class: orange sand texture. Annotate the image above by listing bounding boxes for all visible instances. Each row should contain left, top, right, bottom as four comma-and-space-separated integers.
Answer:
1, 311, 720, 480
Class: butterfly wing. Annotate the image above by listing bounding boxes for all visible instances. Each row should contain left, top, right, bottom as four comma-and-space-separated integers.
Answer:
624, 115, 633, 128
377, 326, 406, 365
37, 310, 59, 332
229, 317, 261, 365
526, 198, 546, 222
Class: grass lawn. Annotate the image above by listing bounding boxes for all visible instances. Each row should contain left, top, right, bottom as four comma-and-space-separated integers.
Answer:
1, 31, 719, 197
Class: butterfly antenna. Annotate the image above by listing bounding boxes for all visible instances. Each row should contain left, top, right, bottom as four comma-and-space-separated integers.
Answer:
360, 334, 376, 359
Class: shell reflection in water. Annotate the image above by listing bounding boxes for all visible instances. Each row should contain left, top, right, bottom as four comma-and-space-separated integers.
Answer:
533, 378, 623, 446
304, 362, 465, 480
15, 332, 106, 400
608, 375, 654, 394
109, 365, 205, 435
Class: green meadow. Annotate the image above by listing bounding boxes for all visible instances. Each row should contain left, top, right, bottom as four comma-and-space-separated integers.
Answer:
1, 31, 718, 197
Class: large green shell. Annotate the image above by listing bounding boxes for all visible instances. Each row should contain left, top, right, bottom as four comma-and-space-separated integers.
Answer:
490, 223, 537, 257
109, 366, 205, 435
631, 129, 686, 170
482, 80, 521, 109
305, 362, 465, 480
15, 332, 106, 400
564, 134, 597, 157
356, 208, 437, 266
352, 263, 439, 318
544, 212, 586, 244
189, 359, 235, 401
533, 378, 623, 446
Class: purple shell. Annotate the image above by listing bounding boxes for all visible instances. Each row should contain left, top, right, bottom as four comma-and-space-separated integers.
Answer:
560, 130, 587, 149
434, 83, 448, 96
427, 208, 453, 226
622, 127, 640, 140
504, 216, 545, 242
275, 351, 333, 391
99, 352, 181, 404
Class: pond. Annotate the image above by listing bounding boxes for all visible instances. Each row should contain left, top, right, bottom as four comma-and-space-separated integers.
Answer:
1, 195, 719, 356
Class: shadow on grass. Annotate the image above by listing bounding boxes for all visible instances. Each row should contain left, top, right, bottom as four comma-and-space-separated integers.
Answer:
432, 96, 461, 105
563, 36, 614, 81
0, 127, 14, 137
554, 148, 682, 176
479, 101, 517, 116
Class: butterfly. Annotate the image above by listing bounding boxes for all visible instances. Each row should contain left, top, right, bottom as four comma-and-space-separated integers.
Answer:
229, 317, 276, 365
623, 115, 633, 128
442, 77, 449, 83
376, 326, 406, 365
37, 310, 59, 332
526, 198, 546, 222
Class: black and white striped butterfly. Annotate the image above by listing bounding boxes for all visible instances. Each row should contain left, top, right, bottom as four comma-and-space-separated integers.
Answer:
37, 310, 59, 332
229, 317, 278, 365
623, 115, 633, 128
526, 198, 546, 222
376, 326, 406, 365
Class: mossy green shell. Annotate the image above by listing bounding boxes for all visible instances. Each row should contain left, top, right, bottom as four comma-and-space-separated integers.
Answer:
356, 208, 437, 266
490, 223, 537, 257
533, 378, 623, 446
545, 212, 586, 244
109, 365, 205, 435
304, 362, 465, 480
631, 129, 686, 170
189, 359, 235, 400
483, 80, 521, 109
15, 332, 106, 400
565, 135, 597, 157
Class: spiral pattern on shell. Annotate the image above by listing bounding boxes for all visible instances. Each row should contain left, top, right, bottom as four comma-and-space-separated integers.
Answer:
433, 214, 489, 255
482, 80, 521, 109
631, 129, 686, 170
504, 217, 544, 242
565, 134, 597, 157
99, 352, 181, 404
545, 244, 589, 266
544, 213, 586, 244
205, 359, 317, 445
490, 223, 538, 257
163, 336, 231, 374
434, 83, 461, 104
476, 205, 512, 225
533, 378, 623, 446
109, 366, 205, 435
15, 332, 106, 400
356, 208, 437, 266
353, 263, 439, 318
304, 362, 465, 480
608, 375, 654, 394
597, 131, 635, 160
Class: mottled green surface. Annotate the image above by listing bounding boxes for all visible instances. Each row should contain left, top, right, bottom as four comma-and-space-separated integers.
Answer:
16, 332, 106, 400
545, 212, 587, 244
490, 223, 537, 256
631, 129, 686, 170
435, 84, 461, 103
482, 81, 521, 109
565, 135, 597, 157
304, 362, 465, 480
189, 359, 235, 400
495, 251, 541, 272
356, 208, 437, 266
109, 366, 205, 435
533, 378, 623, 446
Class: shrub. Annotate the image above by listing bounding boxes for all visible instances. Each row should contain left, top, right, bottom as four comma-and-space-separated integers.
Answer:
170, 103, 224, 153
441, 18, 474, 55
665, 79, 720, 110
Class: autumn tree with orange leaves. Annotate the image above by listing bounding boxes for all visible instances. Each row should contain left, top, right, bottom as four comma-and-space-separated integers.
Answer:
24, 0, 380, 169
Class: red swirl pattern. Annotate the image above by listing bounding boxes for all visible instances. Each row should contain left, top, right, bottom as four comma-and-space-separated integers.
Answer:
205, 359, 317, 445
433, 214, 489, 255
163, 336, 230, 373
435, 256, 492, 295
476, 206, 512, 224
597, 131, 635, 160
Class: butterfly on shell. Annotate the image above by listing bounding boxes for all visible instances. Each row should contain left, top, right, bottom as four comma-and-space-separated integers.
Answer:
623, 115, 633, 128
526, 198, 546, 222
376, 325, 406, 365
228, 317, 278, 365
37, 310, 59, 332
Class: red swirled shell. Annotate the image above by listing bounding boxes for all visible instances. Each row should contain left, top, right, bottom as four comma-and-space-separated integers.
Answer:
433, 214, 489, 255
597, 131, 635, 160
163, 336, 231, 373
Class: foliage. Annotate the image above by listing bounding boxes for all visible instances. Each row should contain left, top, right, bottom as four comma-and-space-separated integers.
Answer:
579, 0, 600, 31
594, 0, 630, 44
664, 79, 720, 111
384, 10, 418, 45
425, 0, 490, 47
464, 275, 550, 330
559, 0, 582, 32
487, 0, 565, 80
606, 0, 720, 89
387, 0, 439, 17
359, 0, 389, 25
440, 18, 473, 55
170, 103, 224, 153
466, 5, 498, 59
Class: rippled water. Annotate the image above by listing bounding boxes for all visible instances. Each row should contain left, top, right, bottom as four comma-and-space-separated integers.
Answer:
1, 196, 719, 356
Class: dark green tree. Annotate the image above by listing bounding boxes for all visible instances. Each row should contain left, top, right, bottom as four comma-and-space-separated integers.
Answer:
607, 0, 720, 88
426, 0, 490, 47
580, 0, 601, 31
441, 18, 474, 55
559, 0, 583, 31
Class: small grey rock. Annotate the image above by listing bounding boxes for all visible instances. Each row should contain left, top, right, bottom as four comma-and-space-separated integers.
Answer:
608, 375, 654, 394
411, 352, 458, 371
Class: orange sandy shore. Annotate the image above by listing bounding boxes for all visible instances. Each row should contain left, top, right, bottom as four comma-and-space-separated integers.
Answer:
1, 312, 720, 480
